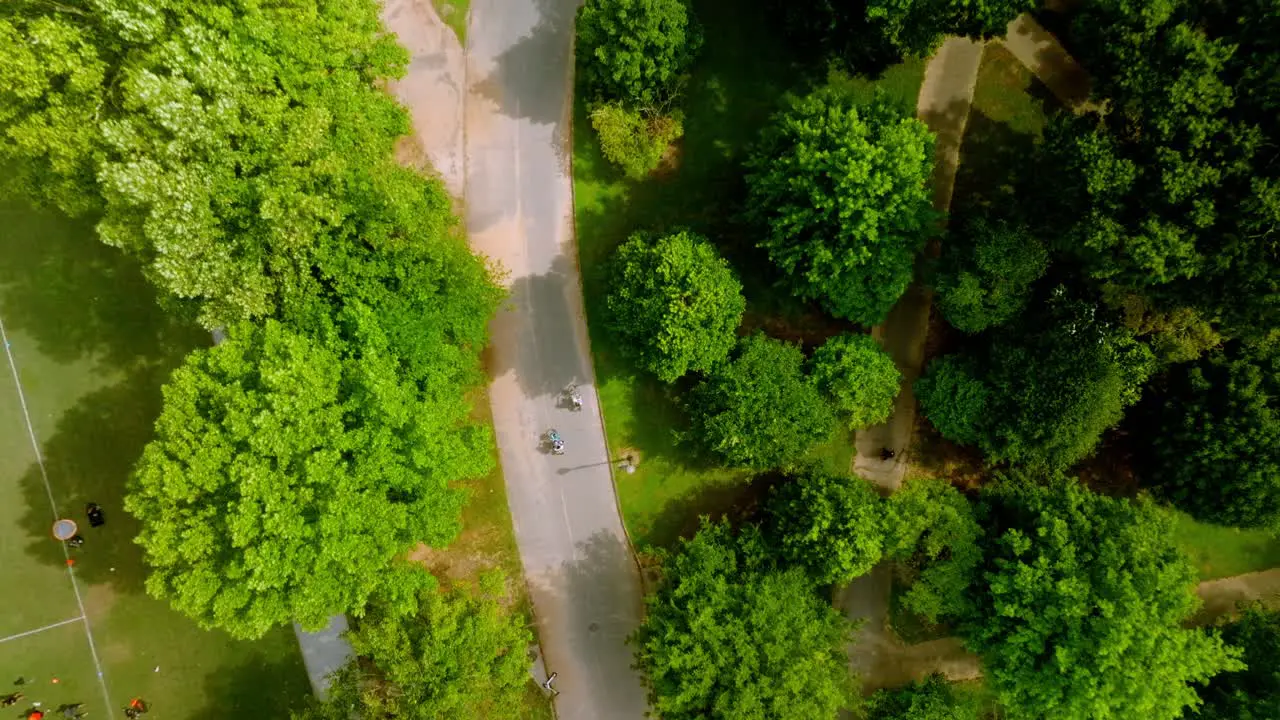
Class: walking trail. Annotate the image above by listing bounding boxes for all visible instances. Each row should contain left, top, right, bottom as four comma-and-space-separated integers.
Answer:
1001, 13, 1096, 113
840, 36, 985, 693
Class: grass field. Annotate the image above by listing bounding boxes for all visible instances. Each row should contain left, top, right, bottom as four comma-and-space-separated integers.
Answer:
432, 0, 468, 44
1166, 509, 1280, 581
0, 200, 311, 718
571, 0, 923, 550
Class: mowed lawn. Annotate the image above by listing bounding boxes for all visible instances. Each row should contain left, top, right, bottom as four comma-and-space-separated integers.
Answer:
571, 0, 924, 549
0, 200, 310, 718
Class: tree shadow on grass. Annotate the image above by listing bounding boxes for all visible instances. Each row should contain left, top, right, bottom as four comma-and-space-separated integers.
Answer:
186, 647, 313, 720
0, 201, 199, 374
19, 360, 193, 594
950, 109, 1040, 213
641, 471, 788, 550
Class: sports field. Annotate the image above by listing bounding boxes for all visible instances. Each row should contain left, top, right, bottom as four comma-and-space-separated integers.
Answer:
0, 200, 310, 718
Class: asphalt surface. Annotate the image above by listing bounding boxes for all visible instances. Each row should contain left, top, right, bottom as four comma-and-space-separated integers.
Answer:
463, 0, 650, 717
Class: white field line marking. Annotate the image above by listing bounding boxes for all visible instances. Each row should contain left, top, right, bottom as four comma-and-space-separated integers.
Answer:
0, 316, 115, 714
0, 615, 86, 644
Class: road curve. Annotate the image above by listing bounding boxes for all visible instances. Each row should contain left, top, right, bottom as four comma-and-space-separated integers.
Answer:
463, 0, 650, 718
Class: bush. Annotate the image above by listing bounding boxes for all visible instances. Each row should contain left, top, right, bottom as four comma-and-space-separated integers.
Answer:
915, 355, 989, 446
576, 0, 702, 106
866, 0, 1036, 57
766, 471, 885, 584
686, 333, 836, 469
810, 333, 901, 430
591, 103, 683, 179
605, 230, 745, 382
884, 479, 980, 623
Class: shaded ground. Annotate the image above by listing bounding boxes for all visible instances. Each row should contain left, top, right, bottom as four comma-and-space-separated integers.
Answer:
1195, 570, 1280, 625
0, 200, 310, 718
1002, 13, 1095, 112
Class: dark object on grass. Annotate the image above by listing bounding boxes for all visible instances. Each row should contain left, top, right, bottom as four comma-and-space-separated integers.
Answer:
67, 535, 85, 549
86, 503, 105, 528
1, 692, 23, 707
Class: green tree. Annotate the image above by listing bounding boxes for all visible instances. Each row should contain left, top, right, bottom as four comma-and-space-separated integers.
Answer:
1190, 605, 1280, 720
915, 355, 989, 447
336, 574, 532, 719
766, 471, 884, 584
865, 0, 1035, 56
0, 0, 422, 328
575, 0, 702, 107
809, 333, 901, 430
745, 88, 936, 325
0, 15, 106, 215
933, 214, 1048, 333
605, 230, 745, 382
685, 333, 836, 469
866, 674, 980, 720
633, 519, 858, 720
918, 291, 1154, 469
1145, 342, 1280, 528
590, 103, 683, 178
884, 479, 980, 623
965, 477, 1242, 720
126, 321, 489, 638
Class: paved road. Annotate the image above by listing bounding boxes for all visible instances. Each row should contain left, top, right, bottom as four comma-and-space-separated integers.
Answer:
463, 0, 649, 718
844, 36, 983, 694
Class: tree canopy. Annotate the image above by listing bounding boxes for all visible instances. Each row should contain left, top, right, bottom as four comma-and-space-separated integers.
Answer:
933, 213, 1048, 333
126, 321, 491, 638
917, 290, 1154, 469
865, 0, 1036, 56
1029, 0, 1280, 336
766, 471, 884, 584
309, 574, 533, 719
606, 230, 745, 382
745, 87, 936, 325
884, 479, 981, 623
575, 0, 702, 107
866, 674, 980, 720
632, 519, 857, 720
0, 0, 418, 328
1190, 606, 1280, 720
964, 477, 1242, 720
809, 333, 901, 430
1144, 341, 1280, 528
685, 333, 836, 469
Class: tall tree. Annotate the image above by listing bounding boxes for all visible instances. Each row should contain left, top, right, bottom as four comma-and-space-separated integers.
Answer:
745, 87, 936, 325
865, 0, 1036, 56
964, 477, 1242, 719
1144, 341, 1280, 528
766, 471, 884, 584
685, 333, 836, 469
917, 290, 1154, 469
884, 479, 980, 623
0, 0, 423, 328
127, 321, 490, 638
606, 230, 745, 382
313, 573, 534, 719
809, 333, 901, 430
575, 0, 702, 107
632, 520, 858, 720
933, 213, 1048, 333
866, 674, 980, 720
1189, 606, 1280, 720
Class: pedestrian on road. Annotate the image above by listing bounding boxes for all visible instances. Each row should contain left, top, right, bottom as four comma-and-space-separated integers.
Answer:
880, 447, 896, 461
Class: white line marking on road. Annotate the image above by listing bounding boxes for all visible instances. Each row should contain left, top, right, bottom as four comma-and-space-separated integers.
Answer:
0, 616, 86, 645
0, 316, 115, 714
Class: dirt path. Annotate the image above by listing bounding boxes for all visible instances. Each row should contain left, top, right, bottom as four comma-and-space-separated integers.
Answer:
1195, 569, 1280, 624
1002, 13, 1096, 113
843, 36, 984, 694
